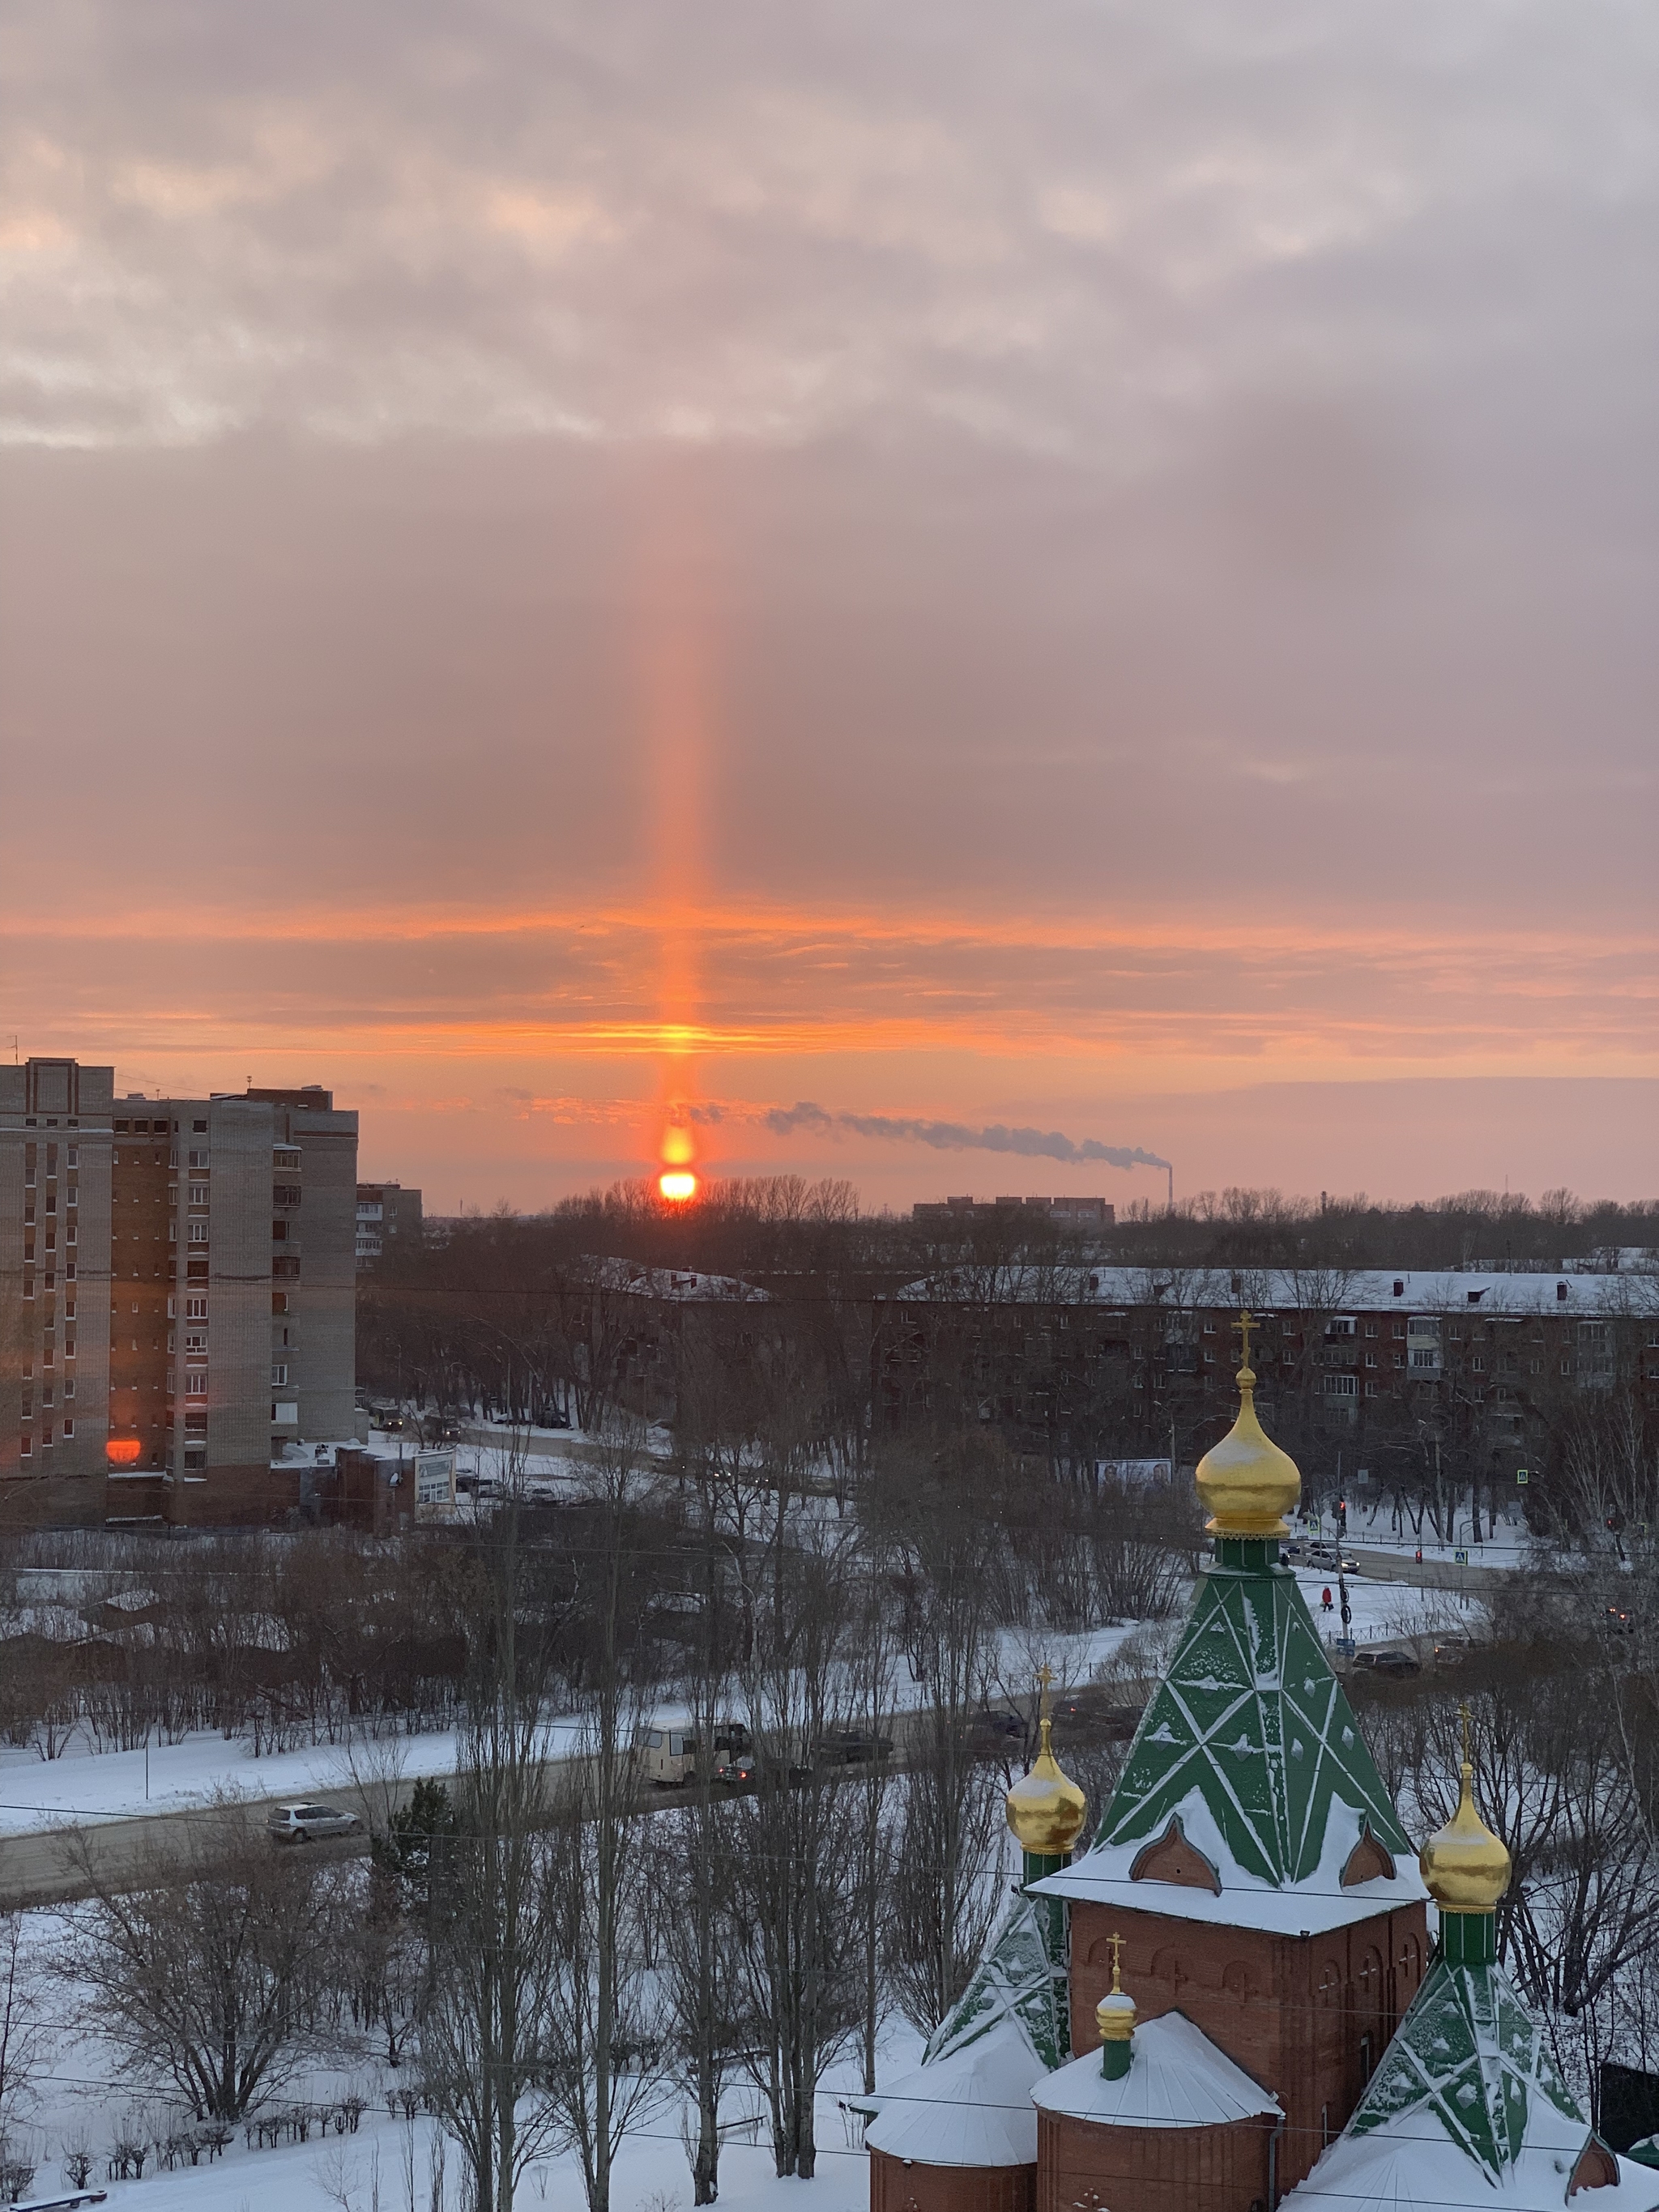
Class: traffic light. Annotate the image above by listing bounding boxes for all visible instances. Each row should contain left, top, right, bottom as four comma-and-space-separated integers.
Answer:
1337, 1498, 1347, 1529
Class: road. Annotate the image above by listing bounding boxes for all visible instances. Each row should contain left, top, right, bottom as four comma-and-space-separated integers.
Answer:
0, 1543, 1497, 1908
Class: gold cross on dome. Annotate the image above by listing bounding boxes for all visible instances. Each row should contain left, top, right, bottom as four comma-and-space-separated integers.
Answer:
1038, 1663, 1054, 1720
1107, 1930, 1124, 1992
1233, 1309, 1256, 1369
1459, 1700, 1472, 1766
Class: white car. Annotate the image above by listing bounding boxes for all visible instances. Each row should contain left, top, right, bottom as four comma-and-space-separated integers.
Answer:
267, 1801, 361, 1844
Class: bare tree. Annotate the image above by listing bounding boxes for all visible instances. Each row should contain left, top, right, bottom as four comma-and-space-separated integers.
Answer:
418, 1510, 563, 2212
537, 1432, 666, 2212
731, 1523, 861, 2179
0, 1915, 48, 2146
62, 1795, 342, 2120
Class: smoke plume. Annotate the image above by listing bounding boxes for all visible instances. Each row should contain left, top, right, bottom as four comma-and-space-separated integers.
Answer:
689, 1099, 1169, 1173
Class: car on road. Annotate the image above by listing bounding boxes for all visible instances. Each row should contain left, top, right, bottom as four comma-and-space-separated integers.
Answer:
1352, 1647, 1422, 1680
1303, 1545, 1359, 1575
267, 1801, 362, 1844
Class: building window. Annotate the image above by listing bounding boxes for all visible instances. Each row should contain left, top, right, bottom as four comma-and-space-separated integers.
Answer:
1365, 1353, 1378, 1368
188, 1149, 209, 1168
184, 1332, 207, 1353
188, 1184, 210, 1207
271, 1365, 288, 1387
62, 1420, 73, 1438
185, 1375, 208, 1398
186, 1297, 207, 1320
187, 1222, 209, 1243
1324, 1375, 1358, 1397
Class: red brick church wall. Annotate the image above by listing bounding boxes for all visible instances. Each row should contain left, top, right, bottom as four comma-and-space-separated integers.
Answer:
869, 2149, 1035, 2212
1068, 1898, 1430, 2193
1038, 2108, 1275, 2212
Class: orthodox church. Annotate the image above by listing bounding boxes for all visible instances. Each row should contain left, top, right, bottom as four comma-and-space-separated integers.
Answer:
863, 1321, 1657, 2212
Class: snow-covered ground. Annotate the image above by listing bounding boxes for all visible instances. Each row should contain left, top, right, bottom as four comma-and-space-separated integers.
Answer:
7, 1899, 899, 2212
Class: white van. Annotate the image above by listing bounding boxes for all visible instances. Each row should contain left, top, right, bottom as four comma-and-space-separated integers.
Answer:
633, 1726, 700, 1787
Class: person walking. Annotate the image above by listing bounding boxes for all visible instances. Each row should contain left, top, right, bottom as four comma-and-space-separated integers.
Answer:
1320, 1586, 1333, 1613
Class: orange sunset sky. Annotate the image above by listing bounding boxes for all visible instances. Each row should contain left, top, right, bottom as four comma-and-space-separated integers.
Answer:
2, 3, 1656, 1213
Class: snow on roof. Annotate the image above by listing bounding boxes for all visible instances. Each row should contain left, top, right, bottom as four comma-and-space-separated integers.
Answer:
1035, 1554, 1422, 1934
864, 2017, 1043, 2167
1283, 1948, 1659, 2212
891, 1264, 1659, 1319
1034, 2011, 1281, 2130
588, 1256, 770, 1302
922, 1882, 1067, 2077
856, 1883, 1066, 2166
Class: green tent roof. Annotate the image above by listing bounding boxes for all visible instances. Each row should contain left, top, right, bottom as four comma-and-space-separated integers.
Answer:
1090, 1554, 1414, 1886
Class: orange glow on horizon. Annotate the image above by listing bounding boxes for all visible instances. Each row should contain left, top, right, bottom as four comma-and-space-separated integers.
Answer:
659, 1169, 698, 1203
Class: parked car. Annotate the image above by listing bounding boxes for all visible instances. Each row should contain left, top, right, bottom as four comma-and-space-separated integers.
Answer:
1353, 1648, 1422, 1680
267, 1802, 362, 1844
1304, 1545, 1359, 1575
968, 1708, 1025, 1749
633, 1726, 702, 1786
1432, 1634, 1476, 1668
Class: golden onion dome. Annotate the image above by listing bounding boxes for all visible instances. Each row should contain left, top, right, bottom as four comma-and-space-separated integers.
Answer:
1006, 1693, 1088, 1857
1194, 1314, 1301, 1539
1420, 1726, 1511, 1914
1097, 1937, 1136, 2045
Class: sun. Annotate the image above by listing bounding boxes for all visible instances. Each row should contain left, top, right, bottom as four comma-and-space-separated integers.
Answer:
659, 1170, 698, 1204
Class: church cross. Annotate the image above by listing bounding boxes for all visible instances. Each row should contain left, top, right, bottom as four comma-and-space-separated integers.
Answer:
1038, 1663, 1054, 1721
1233, 1308, 1256, 1370
1107, 1930, 1124, 1992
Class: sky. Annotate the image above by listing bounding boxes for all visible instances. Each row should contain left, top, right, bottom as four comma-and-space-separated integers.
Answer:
2, 0, 1657, 1214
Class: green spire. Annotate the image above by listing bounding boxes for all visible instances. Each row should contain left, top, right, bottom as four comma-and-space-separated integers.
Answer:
1092, 1549, 1412, 1883
923, 1885, 1067, 2075
1350, 1946, 1581, 2184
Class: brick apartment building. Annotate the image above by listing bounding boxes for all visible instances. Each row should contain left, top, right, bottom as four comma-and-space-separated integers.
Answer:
1, 1057, 357, 1528
876, 1262, 1659, 1490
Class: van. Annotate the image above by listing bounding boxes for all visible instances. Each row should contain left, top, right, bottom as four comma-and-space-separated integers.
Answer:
633, 1726, 701, 1786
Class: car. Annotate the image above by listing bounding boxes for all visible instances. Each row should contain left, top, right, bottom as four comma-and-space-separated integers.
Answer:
1353, 1648, 1422, 1680
1304, 1546, 1360, 1575
267, 1801, 361, 1844
1606, 1606, 1636, 1635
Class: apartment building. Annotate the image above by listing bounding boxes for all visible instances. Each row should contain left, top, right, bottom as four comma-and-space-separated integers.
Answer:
911, 1194, 1116, 1227
0, 1059, 115, 1524
876, 1262, 1659, 1477
355, 1180, 423, 1268
2, 1059, 357, 1528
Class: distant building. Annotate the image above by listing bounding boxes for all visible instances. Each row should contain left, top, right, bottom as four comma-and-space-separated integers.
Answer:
0, 1058, 358, 1528
355, 1181, 423, 1268
913, 1193, 1115, 1227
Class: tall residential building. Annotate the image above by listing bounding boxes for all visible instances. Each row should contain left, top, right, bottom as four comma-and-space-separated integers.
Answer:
2, 1059, 358, 1529
355, 1180, 423, 1268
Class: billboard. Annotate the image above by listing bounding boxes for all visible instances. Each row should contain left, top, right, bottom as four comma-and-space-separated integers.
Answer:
414, 1451, 456, 1515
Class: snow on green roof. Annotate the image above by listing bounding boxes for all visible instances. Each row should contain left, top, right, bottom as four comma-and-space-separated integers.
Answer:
1284, 1948, 1659, 2212
1084, 1553, 1413, 1889
923, 1882, 1067, 2075
1349, 1949, 1580, 2183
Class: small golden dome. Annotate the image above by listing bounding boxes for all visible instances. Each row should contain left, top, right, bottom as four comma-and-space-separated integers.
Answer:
1421, 1730, 1511, 1914
1195, 1314, 1301, 1539
1006, 1677, 1087, 1856
1097, 1933, 1136, 2045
